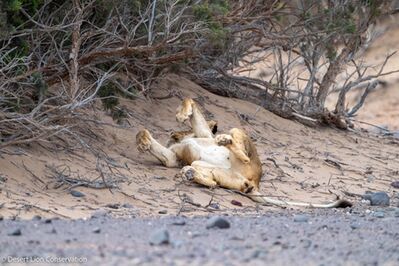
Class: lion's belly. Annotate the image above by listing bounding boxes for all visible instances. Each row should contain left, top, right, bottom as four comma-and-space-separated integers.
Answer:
181, 138, 231, 168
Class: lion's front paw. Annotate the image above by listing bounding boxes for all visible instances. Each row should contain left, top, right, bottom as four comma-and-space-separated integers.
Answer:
215, 134, 233, 146
136, 129, 152, 152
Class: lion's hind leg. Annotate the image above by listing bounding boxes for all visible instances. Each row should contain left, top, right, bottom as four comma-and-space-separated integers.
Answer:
136, 129, 179, 167
181, 161, 253, 192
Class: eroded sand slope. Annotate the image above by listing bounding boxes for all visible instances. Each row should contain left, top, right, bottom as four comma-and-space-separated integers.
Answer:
1, 74, 398, 219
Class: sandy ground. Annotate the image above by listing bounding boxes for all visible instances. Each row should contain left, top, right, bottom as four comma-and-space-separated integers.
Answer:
0, 73, 398, 220
1, 208, 399, 266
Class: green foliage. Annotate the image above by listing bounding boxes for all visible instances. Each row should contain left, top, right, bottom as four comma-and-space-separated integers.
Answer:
31, 72, 48, 103
97, 83, 120, 112
96, 82, 129, 123
193, 1, 230, 51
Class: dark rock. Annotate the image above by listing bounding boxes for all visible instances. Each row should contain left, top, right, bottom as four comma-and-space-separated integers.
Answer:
171, 240, 184, 248
149, 229, 170, 245
70, 190, 85, 198
158, 210, 167, 214
294, 214, 309, 223
0, 215, 3, 221
9, 229, 22, 236
93, 227, 101, 234
209, 203, 220, 210
391, 181, 399, 189
32, 215, 42, 220
122, 203, 133, 208
373, 211, 385, 218
231, 200, 243, 207
44, 219, 52, 224
105, 203, 120, 209
171, 219, 186, 226
206, 216, 230, 229
350, 223, 361, 229
363, 192, 390, 206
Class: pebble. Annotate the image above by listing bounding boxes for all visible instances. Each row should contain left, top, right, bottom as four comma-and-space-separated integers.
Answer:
44, 219, 52, 224
391, 181, 399, 189
105, 204, 120, 209
32, 215, 42, 220
373, 211, 385, 218
294, 214, 309, 223
158, 210, 167, 214
70, 190, 85, 198
122, 203, 134, 209
231, 200, 243, 207
209, 203, 220, 210
363, 192, 390, 206
171, 240, 184, 248
172, 219, 186, 226
149, 229, 170, 245
9, 229, 22, 236
92, 227, 101, 234
206, 216, 230, 229
350, 223, 361, 229
0, 215, 3, 221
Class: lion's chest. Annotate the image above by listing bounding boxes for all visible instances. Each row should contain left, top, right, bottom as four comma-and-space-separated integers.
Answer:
181, 139, 231, 168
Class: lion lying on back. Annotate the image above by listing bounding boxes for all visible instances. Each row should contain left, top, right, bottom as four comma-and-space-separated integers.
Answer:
136, 98, 351, 208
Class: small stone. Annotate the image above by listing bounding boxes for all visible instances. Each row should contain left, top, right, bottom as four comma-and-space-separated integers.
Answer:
105, 204, 120, 209
373, 211, 385, 218
0, 215, 3, 221
171, 240, 184, 248
70, 190, 85, 198
209, 203, 220, 210
391, 181, 399, 189
294, 214, 309, 223
44, 219, 52, 224
363, 192, 390, 206
92, 227, 101, 234
9, 229, 22, 236
172, 219, 186, 226
231, 200, 243, 207
32, 215, 42, 220
158, 210, 167, 214
206, 216, 230, 229
350, 223, 361, 229
122, 203, 133, 208
149, 229, 170, 245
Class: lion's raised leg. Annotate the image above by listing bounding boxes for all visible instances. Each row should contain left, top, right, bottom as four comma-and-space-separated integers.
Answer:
175, 99, 213, 138
136, 129, 179, 167
215, 133, 250, 164
181, 161, 254, 193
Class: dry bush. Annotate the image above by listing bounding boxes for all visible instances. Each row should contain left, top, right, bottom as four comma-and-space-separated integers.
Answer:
191, 0, 398, 129
1, 0, 398, 150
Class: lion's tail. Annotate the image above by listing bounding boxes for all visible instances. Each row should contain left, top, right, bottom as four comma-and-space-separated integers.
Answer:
248, 191, 352, 208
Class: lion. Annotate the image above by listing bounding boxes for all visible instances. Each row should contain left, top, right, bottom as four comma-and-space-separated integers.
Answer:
136, 98, 352, 208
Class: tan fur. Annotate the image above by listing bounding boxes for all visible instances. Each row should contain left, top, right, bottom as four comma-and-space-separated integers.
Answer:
168, 120, 217, 146
136, 98, 352, 208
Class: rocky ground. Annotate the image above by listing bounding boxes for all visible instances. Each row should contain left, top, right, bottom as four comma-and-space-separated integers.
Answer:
1, 206, 399, 266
